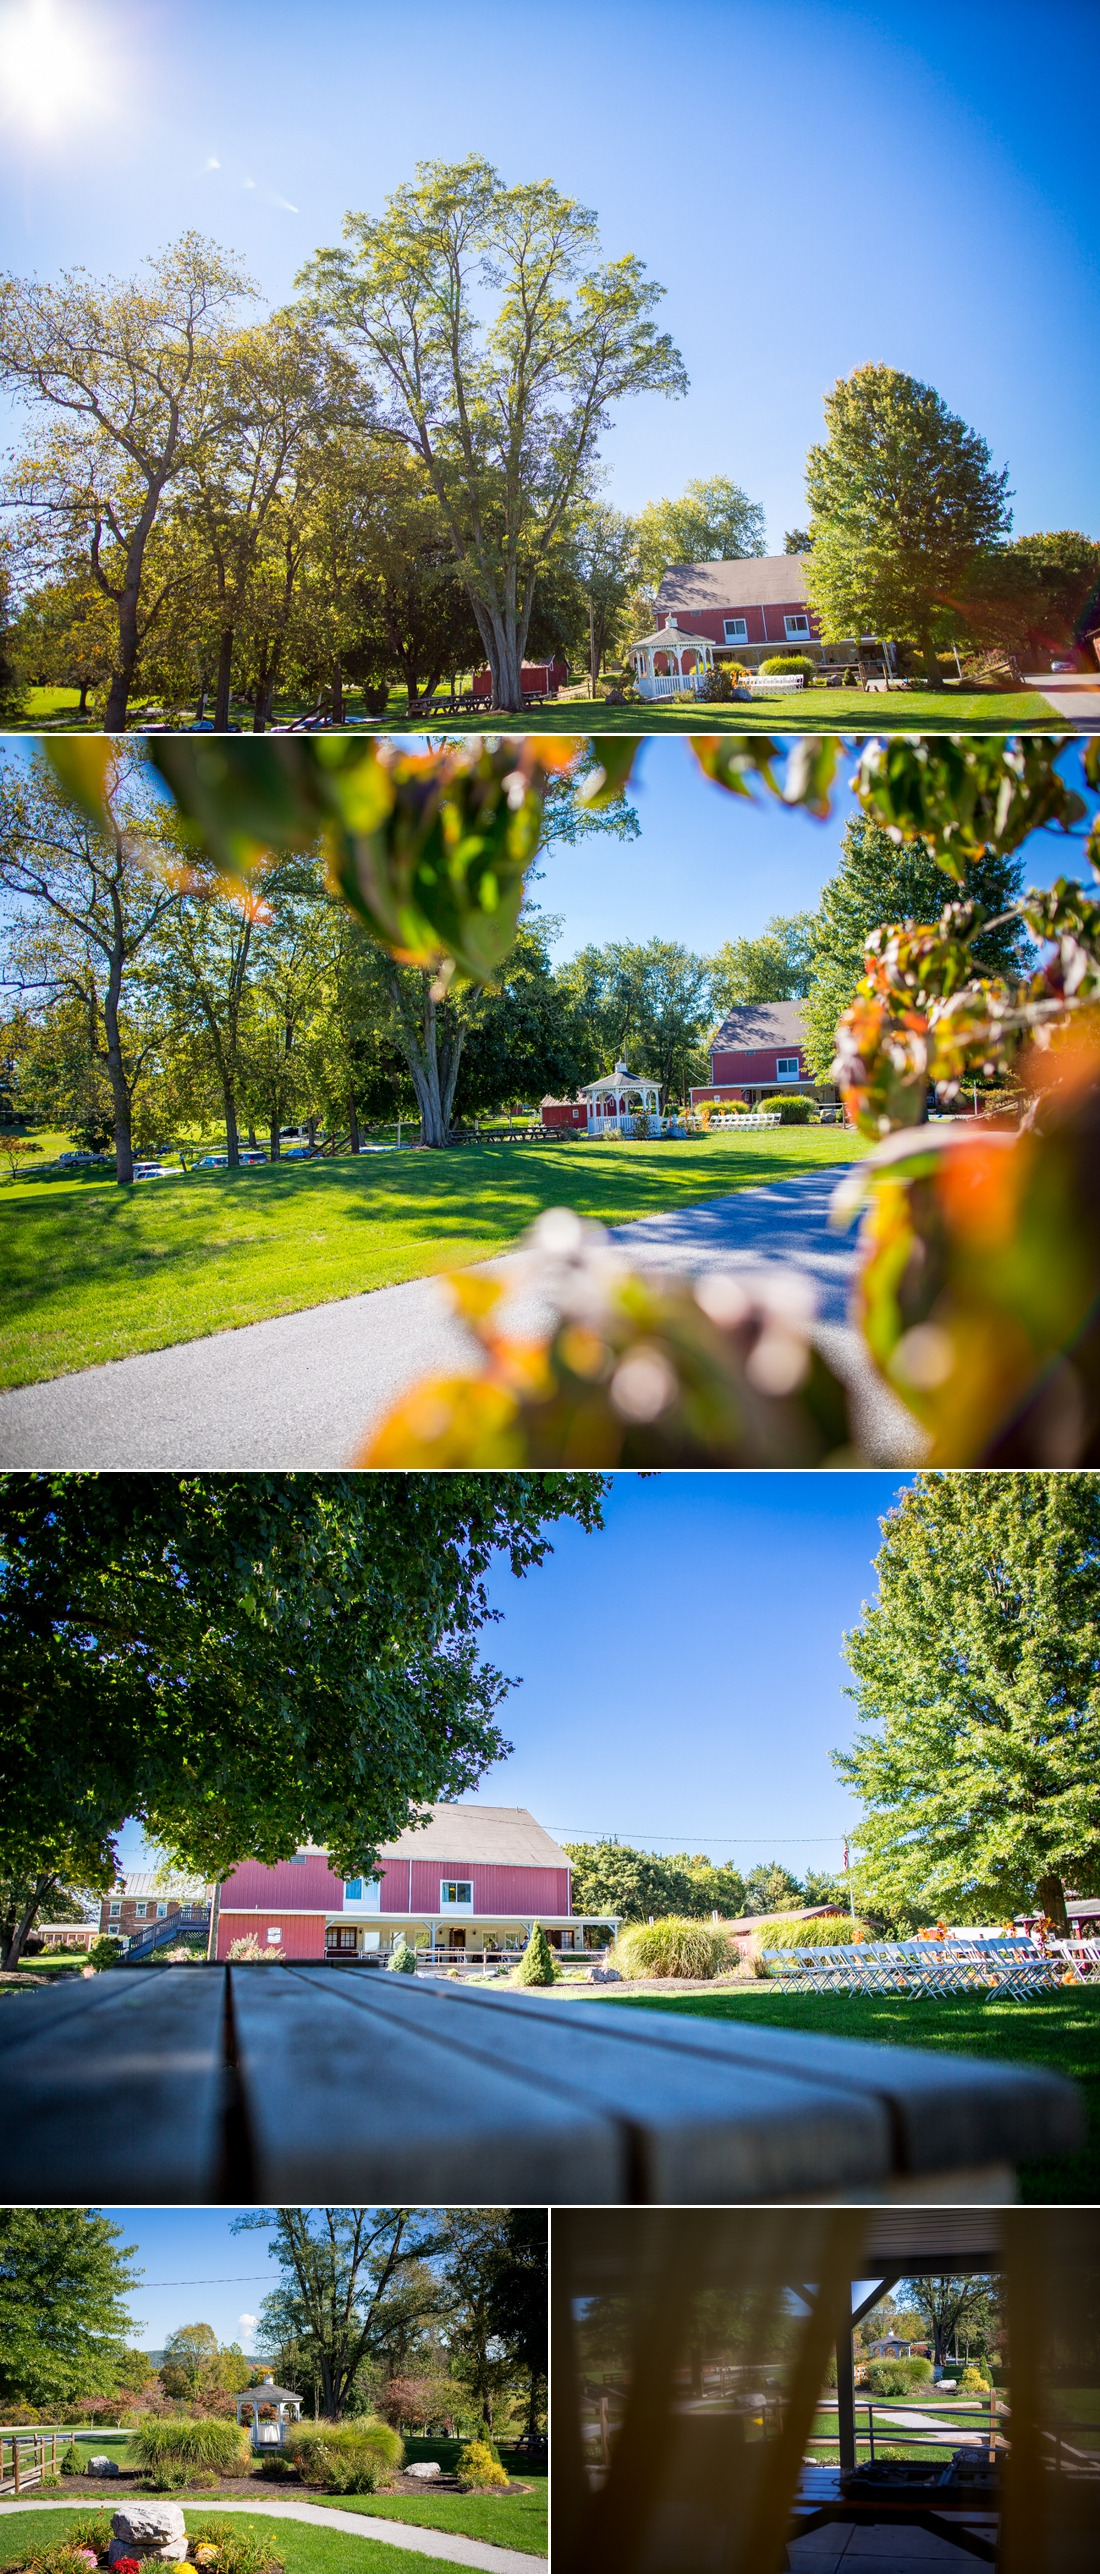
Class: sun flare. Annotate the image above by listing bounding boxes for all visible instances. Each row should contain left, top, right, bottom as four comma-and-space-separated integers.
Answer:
0, 0, 113, 139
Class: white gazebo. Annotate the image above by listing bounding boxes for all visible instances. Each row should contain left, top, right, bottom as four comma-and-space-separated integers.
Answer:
581, 1060, 663, 1137
236, 2377, 302, 2450
630, 616, 715, 701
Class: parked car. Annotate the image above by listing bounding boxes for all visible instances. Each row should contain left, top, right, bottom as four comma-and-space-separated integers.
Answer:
193, 1152, 228, 1169
57, 1150, 106, 1166
132, 1161, 177, 1180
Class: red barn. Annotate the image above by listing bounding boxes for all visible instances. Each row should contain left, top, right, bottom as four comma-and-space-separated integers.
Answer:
540, 1097, 587, 1131
213, 1802, 619, 1965
690, 1002, 832, 1107
471, 659, 567, 701
654, 556, 876, 671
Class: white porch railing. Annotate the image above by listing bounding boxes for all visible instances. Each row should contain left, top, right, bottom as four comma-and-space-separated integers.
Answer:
738, 672, 805, 693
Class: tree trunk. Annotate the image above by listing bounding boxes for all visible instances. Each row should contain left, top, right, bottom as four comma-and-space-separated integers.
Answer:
348, 1093, 360, 1154
214, 627, 236, 732
589, 598, 597, 701
919, 626, 943, 688
389, 973, 466, 1146
102, 495, 162, 731
270, 1116, 281, 1161
2, 1875, 58, 1971
102, 942, 135, 1186
77, 682, 89, 715
224, 1089, 240, 1168
331, 656, 344, 725
1035, 1873, 1069, 1931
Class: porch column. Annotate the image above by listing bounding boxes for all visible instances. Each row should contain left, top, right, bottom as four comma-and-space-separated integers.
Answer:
834, 2288, 856, 2471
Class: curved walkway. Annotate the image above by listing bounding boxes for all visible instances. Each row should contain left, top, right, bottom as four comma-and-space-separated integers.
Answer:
0, 1169, 919, 1466
0, 2496, 541, 2574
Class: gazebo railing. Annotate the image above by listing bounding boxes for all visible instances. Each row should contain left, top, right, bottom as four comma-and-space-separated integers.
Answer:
636, 670, 709, 699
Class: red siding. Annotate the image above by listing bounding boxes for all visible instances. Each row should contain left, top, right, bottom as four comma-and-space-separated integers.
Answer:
472, 660, 567, 697
541, 1101, 586, 1128
711, 1046, 806, 1084
220, 1855, 345, 1909
216, 1911, 328, 1961
656, 605, 819, 649
376, 1859, 570, 1913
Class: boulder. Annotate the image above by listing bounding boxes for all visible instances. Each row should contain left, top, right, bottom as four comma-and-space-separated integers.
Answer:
587, 1965, 621, 1983
89, 2458, 120, 2475
405, 2462, 442, 2480
109, 2503, 187, 2560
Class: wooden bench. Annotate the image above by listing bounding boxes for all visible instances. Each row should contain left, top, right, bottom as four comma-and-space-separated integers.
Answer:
0, 1966, 1081, 2203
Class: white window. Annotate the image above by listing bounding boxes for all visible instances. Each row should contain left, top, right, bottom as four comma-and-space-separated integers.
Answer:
344, 1878, 382, 1910
784, 614, 810, 639
266, 1926, 282, 1943
723, 617, 748, 643
134, 1902, 147, 1919
440, 1880, 474, 1911
156, 1902, 168, 1918
776, 1057, 800, 1080
108, 1901, 121, 1916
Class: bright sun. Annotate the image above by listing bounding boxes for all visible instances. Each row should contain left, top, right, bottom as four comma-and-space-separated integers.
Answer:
0, 0, 113, 139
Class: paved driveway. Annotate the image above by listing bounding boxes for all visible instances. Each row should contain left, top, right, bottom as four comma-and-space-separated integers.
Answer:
0, 1170, 921, 1467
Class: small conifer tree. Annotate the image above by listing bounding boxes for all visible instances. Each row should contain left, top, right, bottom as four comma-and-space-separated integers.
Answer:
513, 1924, 556, 1986
387, 1934, 417, 1974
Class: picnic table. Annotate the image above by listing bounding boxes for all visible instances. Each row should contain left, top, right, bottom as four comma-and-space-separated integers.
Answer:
0, 1966, 1080, 2202
789, 2464, 1001, 2566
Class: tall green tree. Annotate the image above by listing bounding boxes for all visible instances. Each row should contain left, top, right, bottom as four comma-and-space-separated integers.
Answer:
563, 1842, 748, 1923
239, 2209, 449, 2422
0, 234, 252, 728
834, 1473, 1100, 1925
802, 815, 1028, 1078
804, 365, 1012, 683
0, 1472, 606, 1957
635, 476, 766, 590
709, 914, 816, 1008
0, 2209, 141, 2410
0, 748, 183, 1182
298, 156, 687, 709
955, 529, 1100, 668
896, 2275, 1000, 2370
480, 2211, 547, 2441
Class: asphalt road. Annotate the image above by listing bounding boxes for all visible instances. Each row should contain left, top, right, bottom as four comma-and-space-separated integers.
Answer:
0, 1169, 922, 1468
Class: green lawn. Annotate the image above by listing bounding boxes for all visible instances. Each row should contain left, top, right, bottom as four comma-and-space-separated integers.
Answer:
0, 1130, 864, 1389
321, 2484, 545, 2553
8, 683, 1067, 734
0, 2514, 484, 2574
589, 1985, 1100, 2202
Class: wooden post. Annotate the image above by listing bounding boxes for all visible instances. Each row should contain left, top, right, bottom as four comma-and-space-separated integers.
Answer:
13, 2436, 19, 2495
835, 2304, 856, 2472
599, 2394, 609, 2466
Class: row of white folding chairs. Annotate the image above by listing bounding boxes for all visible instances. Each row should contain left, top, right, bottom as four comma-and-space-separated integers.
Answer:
758, 1940, 1064, 1996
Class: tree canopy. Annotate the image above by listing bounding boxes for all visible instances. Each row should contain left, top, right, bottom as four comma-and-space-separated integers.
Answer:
801, 815, 1028, 1077
805, 364, 1011, 682
0, 1472, 606, 1950
834, 1473, 1100, 1924
634, 476, 766, 590
0, 2208, 141, 2410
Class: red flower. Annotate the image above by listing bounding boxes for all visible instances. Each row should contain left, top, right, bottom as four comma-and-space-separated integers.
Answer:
113, 2555, 141, 2569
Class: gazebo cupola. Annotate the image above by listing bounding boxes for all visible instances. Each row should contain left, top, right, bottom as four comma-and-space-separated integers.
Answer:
236, 2375, 302, 2450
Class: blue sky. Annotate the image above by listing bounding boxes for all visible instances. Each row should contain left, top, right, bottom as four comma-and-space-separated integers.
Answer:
0, 0, 1096, 541
98, 2209, 286, 2354
115, 1470, 914, 1889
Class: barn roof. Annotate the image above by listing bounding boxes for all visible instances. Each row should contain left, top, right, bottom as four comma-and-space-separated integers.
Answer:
376, 1803, 571, 1869
656, 553, 811, 613
711, 1002, 809, 1052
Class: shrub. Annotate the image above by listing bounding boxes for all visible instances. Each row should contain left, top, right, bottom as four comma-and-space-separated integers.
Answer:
225, 1937, 282, 1963
699, 662, 749, 702
133, 2416, 251, 2476
511, 1924, 556, 1987
906, 2358, 934, 2384
761, 1093, 813, 1123
387, 1935, 417, 1974
867, 2361, 914, 2396
760, 1913, 871, 1949
758, 655, 815, 682
286, 2419, 403, 2493
59, 2444, 83, 2476
86, 1938, 123, 1970
959, 2366, 991, 2391
457, 2439, 509, 2493
612, 1918, 730, 1981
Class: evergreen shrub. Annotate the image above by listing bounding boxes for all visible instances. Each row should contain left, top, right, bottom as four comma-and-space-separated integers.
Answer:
512, 1925, 556, 1987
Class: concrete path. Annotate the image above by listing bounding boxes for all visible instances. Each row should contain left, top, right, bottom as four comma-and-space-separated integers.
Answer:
1024, 676, 1100, 729
0, 2496, 541, 2574
0, 1169, 921, 1467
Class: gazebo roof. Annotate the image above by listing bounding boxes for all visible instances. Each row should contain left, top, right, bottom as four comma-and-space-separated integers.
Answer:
631, 625, 714, 652
241, 2381, 299, 2405
580, 1061, 657, 1098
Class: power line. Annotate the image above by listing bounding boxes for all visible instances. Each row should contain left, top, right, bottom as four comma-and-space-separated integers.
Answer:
550, 1829, 852, 1846
135, 2276, 275, 2288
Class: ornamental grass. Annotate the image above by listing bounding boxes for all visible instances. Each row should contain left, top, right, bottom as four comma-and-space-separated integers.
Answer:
611, 1918, 732, 1980
284, 2417, 404, 2492
132, 2417, 251, 2475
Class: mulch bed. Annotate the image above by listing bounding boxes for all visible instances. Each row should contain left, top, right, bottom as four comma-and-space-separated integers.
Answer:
39, 2469, 531, 2503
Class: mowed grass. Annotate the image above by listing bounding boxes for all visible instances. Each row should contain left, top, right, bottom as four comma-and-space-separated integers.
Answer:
0, 1130, 865, 1388
590, 1985, 1100, 2202
323, 2480, 545, 2554
399, 690, 1064, 735
0, 2514, 476, 2574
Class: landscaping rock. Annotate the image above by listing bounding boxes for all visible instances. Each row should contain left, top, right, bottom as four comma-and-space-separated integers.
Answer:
89, 2458, 120, 2475
405, 2462, 442, 2480
109, 2503, 187, 2560
587, 1965, 621, 1983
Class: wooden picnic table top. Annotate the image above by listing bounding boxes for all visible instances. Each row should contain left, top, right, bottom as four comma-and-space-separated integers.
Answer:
0, 1966, 1081, 2203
